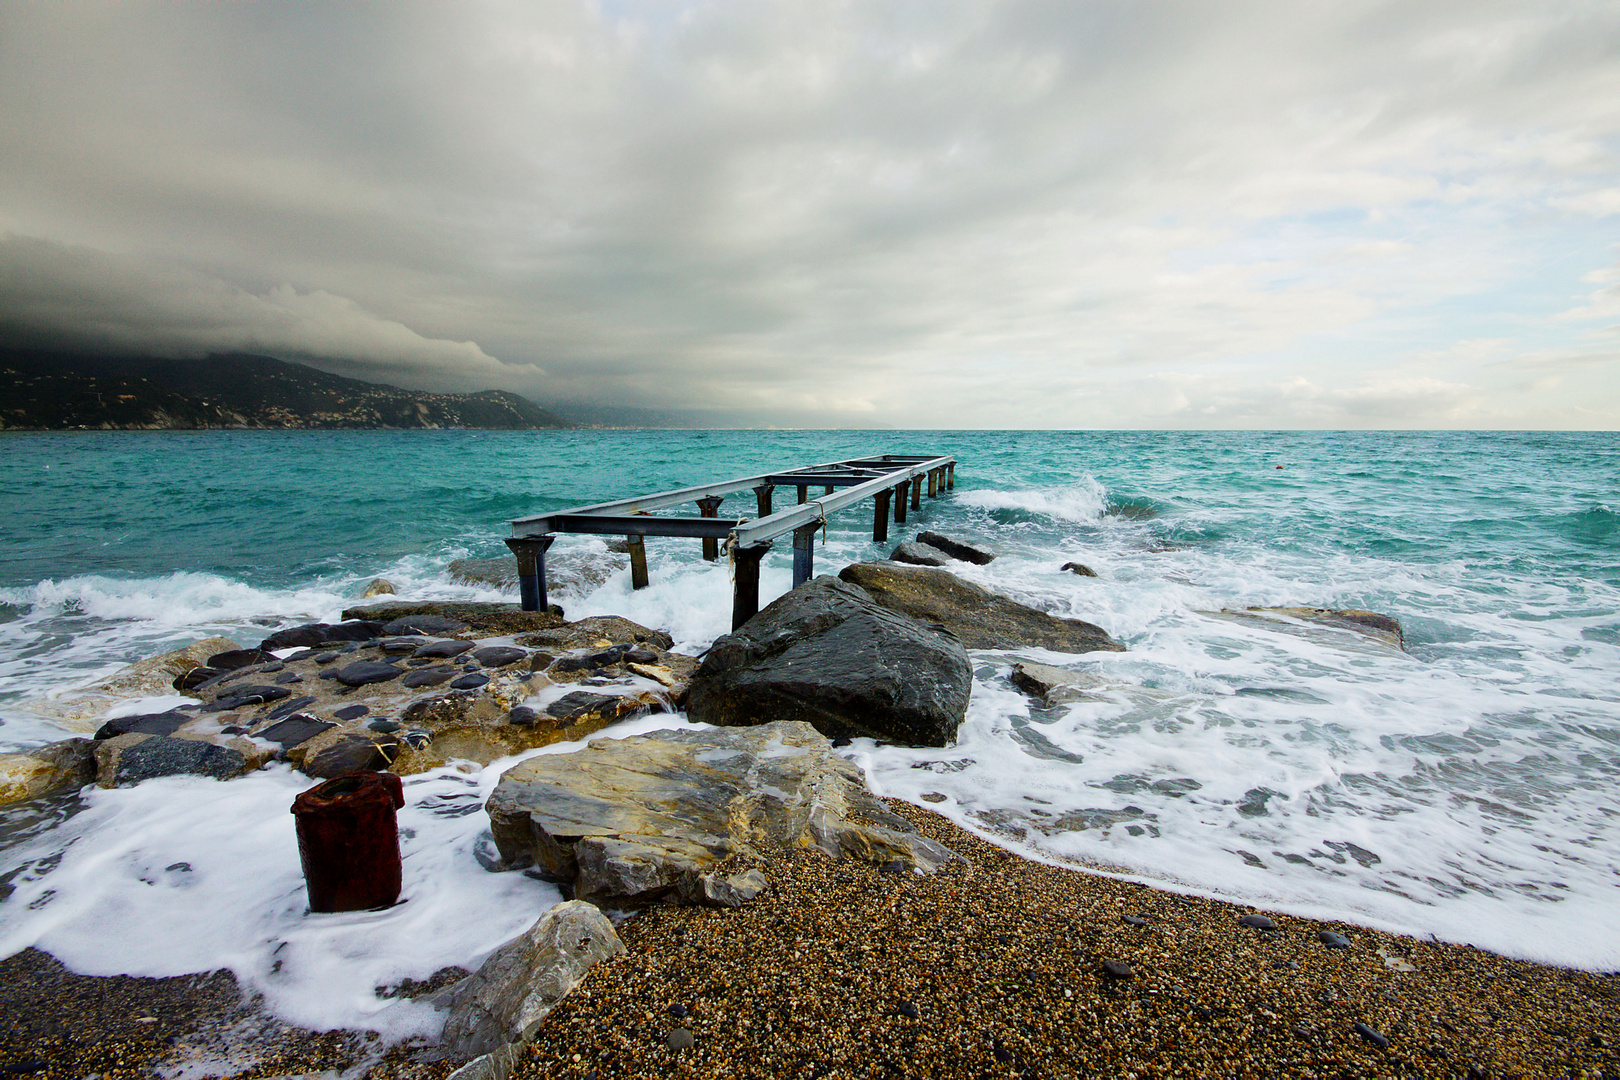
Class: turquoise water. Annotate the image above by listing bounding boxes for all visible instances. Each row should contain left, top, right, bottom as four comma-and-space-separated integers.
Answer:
1, 429, 1618, 995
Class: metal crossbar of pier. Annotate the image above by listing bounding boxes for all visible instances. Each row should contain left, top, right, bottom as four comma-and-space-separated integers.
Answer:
507, 453, 957, 630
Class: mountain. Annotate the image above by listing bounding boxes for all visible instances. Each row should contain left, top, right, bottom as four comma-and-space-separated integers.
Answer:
0, 350, 570, 430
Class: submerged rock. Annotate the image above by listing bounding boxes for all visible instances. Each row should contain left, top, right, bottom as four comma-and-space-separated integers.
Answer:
915, 531, 996, 565
686, 575, 971, 747
361, 578, 397, 597
436, 901, 625, 1065
1007, 661, 1105, 706
26, 636, 241, 728
487, 720, 957, 908
838, 561, 1125, 654
888, 541, 952, 567
1203, 607, 1406, 652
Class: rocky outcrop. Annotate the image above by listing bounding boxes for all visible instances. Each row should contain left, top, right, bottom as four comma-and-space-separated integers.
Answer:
487, 721, 957, 908
685, 576, 971, 747
838, 562, 1125, 654
338, 601, 567, 636
0, 739, 97, 807
361, 578, 397, 597
1008, 661, 1107, 706
1061, 562, 1098, 577
915, 531, 996, 565
26, 637, 242, 728
436, 901, 624, 1074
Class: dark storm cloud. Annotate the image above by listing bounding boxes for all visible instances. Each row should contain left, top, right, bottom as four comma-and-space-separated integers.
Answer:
1, 1, 1617, 426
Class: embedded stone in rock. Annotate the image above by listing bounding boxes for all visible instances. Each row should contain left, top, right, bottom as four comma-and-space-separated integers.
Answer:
515, 615, 673, 654
382, 615, 469, 637
838, 561, 1125, 654
378, 637, 423, 655
451, 673, 490, 691
436, 900, 625, 1064
915, 531, 996, 565
259, 621, 383, 651
544, 691, 647, 726
1061, 562, 1098, 577
94, 711, 192, 741
333, 661, 404, 687
115, 736, 249, 786
333, 704, 370, 721
472, 646, 527, 668
888, 541, 952, 567
303, 734, 397, 779
262, 695, 318, 721
201, 685, 294, 712
208, 648, 274, 670
174, 666, 227, 691
255, 715, 336, 750
686, 575, 971, 748
414, 639, 476, 659
506, 707, 539, 726
487, 720, 957, 908
401, 666, 457, 689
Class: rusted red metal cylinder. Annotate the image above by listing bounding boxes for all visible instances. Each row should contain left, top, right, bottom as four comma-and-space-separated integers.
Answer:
290, 771, 405, 913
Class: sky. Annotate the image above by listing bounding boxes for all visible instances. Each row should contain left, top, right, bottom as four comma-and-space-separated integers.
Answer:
1, 1, 1617, 429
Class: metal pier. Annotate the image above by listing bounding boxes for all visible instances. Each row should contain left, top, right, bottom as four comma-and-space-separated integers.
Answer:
507, 453, 957, 630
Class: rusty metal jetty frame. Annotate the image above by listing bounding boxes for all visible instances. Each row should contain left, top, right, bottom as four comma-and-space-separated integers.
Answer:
507, 453, 957, 630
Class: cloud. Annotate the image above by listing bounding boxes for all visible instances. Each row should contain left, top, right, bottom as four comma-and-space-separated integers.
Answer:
0, 1, 1617, 425
0, 235, 535, 387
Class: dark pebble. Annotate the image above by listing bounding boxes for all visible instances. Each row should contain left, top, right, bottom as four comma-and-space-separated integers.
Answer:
666, 1028, 694, 1050
1354, 1021, 1390, 1048
507, 706, 539, 726
1239, 914, 1276, 930
333, 704, 370, 721
462, 663, 480, 672
401, 729, 432, 749
318, 668, 341, 680
401, 667, 456, 689
1122, 915, 1148, 926
667, 1003, 689, 1019
273, 672, 302, 684
313, 652, 339, 664
897, 1000, 920, 1019
1102, 959, 1134, 979
413, 639, 476, 659
472, 646, 527, 668
406, 658, 434, 667
368, 719, 401, 734
1319, 930, 1352, 949
451, 673, 490, 690
880, 860, 907, 875
333, 661, 403, 687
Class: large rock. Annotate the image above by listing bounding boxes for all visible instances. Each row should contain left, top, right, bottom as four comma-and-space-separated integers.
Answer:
111, 735, 251, 785
1235, 607, 1406, 651
0, 739, 97, 807
838, 561, 1125, 654
436, 901, 624, 1066
686, 576, 971, 747
339, 601, 564, 636
889, 541, 952, 567
488, 721, 956, 908
1008, 661, 1107, 706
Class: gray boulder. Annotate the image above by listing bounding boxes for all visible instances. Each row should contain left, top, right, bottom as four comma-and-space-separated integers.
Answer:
839, 561, 1125, 654
686, 575, 971, 747
487, 721, 957, 908
916, 531, 996, 565
114, 736, 249, 785
889, 541, 952, 567
436, 900, 624, 1067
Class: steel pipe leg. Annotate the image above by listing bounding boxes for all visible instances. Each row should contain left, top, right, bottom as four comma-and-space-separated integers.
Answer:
697, 495, 724, 561
797, 484, 808, 504
754, 483, 775, 518
910, 475, 921, 511
505, 534, 556, 613
895, 481, 909, 524
873, 489, 891, 543
731, 541, 772, 630
947, 463, 955, 489
628, 535, 649, 590
791, 523, 818, 588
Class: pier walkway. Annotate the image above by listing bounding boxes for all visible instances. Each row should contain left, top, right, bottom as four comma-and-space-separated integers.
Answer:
507, 454, 957, 629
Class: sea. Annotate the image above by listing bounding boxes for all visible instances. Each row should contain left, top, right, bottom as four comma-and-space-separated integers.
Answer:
0, 429, 1616, 1038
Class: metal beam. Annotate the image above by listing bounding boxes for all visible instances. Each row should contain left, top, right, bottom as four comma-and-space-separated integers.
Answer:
732, 454, 954, 549
546, 514, 741, 538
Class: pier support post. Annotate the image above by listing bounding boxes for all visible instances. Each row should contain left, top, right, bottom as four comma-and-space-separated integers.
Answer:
824, 485, 835, 495
505, 534, 555, 613
627, 535, 649, 590
894, 481, 909, 525
796, 484, 808, 504
947, 463, 955, 489
873, 489, 891, 542
697, 495, 724, 562
927, 469, 938, 498
791, 523, 818, 588
910, 475, 921, 511
753, 483, 775, 518
731, 541, 772, 631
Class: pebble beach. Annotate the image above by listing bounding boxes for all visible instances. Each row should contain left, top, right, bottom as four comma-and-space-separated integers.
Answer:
5, 799, 1615, 1079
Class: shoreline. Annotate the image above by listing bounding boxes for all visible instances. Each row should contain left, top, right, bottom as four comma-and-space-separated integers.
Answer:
4, 798, 1616, 1079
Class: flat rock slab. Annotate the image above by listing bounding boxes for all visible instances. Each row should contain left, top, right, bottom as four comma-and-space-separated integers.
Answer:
839, 561, 1125, 654
889, 541, 952, 567
1008, 661, 1107, 706
487, 720, 957, 908
686, 575, 971, 747
333, 661, 404, 687
1203, 607, 1407, 653
254, 715, 336, 749
114, 736, 249, 785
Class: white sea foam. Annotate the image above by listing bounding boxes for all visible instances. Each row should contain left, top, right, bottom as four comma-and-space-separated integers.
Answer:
956, 477, 1110, 524
0, 715, 696, 1038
